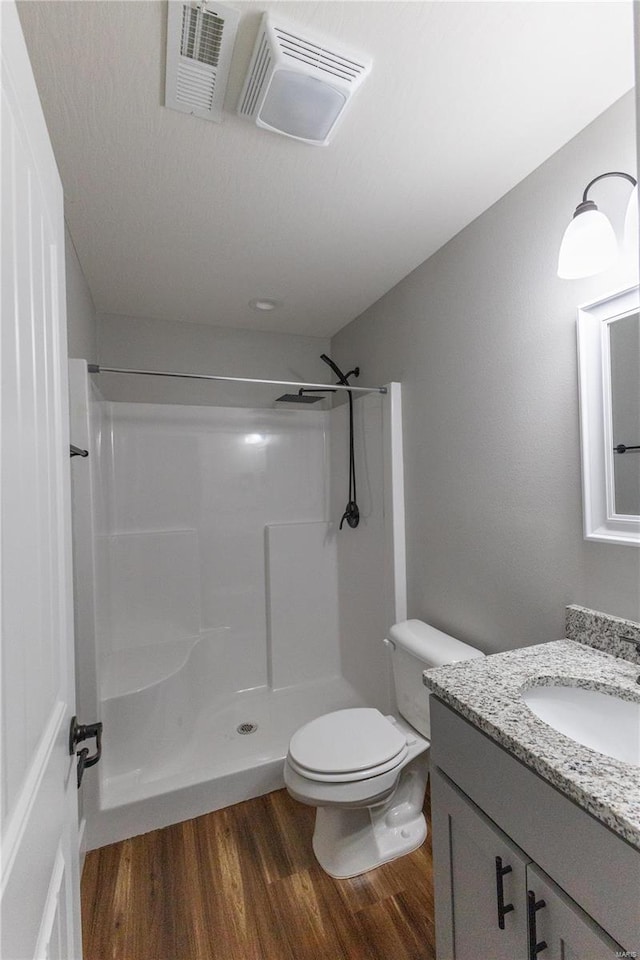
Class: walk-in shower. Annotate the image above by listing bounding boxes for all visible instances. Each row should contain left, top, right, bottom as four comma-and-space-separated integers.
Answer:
69, 360, 405, 848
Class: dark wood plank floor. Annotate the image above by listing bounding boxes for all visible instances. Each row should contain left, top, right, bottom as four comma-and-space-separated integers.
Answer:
81, 788, 436, 960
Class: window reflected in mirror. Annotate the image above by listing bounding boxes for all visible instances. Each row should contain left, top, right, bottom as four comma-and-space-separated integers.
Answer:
577, 284, 639, 545
610, 312, 640, 516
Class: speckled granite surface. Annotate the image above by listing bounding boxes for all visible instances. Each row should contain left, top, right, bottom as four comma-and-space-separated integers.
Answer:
423, 637, 640, 849
566, 604, 640, 662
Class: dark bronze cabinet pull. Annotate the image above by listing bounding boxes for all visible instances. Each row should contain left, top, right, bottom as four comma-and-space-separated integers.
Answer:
527, 890, 548, 959
495, 856, 514, 929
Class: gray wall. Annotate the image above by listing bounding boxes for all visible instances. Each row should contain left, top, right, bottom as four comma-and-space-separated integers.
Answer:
331, 91, 639, 652
64, 226, 331, 406
95, 314, 330, 408
65, 223, 97, 363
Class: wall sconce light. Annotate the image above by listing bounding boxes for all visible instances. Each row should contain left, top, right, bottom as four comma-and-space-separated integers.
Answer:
557, 171, 638, 279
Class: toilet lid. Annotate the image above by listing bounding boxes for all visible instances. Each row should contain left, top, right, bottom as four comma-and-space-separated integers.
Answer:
288, 708, 407, 778
287, 748, 409, 783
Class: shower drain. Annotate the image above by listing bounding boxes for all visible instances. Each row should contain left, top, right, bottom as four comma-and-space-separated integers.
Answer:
237, 722, 258, 735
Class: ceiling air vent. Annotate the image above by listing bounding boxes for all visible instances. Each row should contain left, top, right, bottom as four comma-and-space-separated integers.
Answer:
165, 1, 240, 123
238, 14, 372, 146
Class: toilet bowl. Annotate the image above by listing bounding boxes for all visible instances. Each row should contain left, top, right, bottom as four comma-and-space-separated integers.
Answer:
284, 619, 484, 878
284, 707, 429, 877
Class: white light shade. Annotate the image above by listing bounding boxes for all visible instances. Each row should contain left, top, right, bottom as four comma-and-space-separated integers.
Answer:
557, 207, 617, 279
258, 70, 346, 143
623, 184, 639, 264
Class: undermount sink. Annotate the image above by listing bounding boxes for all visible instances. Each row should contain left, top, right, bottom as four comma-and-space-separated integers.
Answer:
521, 684, 640, 767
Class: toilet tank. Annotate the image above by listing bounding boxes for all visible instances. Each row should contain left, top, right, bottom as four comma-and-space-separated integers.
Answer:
386, 619, 484, 739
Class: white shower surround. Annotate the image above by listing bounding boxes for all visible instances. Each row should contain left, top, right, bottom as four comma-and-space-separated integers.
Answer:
69, 362, 405, 848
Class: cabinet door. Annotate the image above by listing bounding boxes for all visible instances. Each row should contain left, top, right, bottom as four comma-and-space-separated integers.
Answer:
431, 768, 530, 960
526, 864, 623, 960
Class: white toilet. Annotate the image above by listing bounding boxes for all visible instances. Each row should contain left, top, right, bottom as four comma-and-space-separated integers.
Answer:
284, 619, 484, 878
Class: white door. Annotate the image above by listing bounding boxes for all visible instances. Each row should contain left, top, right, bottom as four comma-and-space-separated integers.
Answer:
1, 3, 82, 958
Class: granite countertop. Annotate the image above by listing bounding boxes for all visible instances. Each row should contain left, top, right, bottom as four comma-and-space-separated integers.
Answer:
423, 637, 640, 849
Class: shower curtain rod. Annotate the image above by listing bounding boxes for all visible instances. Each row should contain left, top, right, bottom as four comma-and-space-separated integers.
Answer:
87, 364, 387, 395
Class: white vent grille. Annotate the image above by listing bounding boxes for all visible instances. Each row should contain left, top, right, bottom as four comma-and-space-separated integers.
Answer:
273, 28, 367, 83
176, 61, 215, 111
180, 5, 224, 67
165, 1, 239, 123
238, 33, 272, 117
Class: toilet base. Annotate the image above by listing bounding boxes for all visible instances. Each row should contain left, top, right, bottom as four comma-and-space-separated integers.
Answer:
311, 757, 429, 879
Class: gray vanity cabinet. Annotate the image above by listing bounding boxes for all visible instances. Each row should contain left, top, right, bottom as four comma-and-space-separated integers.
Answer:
431, 769, 622, 960
429, 697, 638, 960
525, 864, 622, 960
431, 768, 529, 960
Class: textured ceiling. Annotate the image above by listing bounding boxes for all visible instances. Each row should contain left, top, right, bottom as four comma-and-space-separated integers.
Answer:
19, 1, 635, 337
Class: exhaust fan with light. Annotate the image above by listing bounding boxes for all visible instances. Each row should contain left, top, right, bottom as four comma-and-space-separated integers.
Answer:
165, 1, 239, 123
237, 14, 372, 146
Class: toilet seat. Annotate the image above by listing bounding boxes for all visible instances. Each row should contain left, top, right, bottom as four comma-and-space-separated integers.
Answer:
287, 749, 409, 783
287, 708, 409, 783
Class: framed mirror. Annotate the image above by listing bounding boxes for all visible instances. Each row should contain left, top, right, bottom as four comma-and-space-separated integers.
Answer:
577, 284, 640, 545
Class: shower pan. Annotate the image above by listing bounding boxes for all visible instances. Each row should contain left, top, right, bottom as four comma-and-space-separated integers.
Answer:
68, 360, 406, 848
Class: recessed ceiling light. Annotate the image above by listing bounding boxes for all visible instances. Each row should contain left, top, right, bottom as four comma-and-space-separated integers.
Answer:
249, 298, 279, 311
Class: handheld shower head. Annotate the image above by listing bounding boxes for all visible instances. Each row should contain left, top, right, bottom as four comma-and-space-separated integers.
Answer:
320, 354, 348, 384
